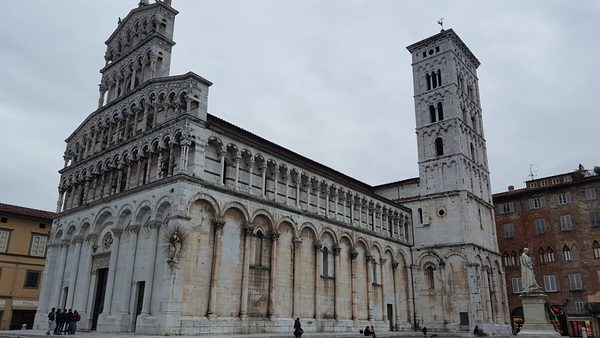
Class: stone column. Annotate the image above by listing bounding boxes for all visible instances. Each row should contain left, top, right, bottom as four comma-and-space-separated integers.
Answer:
66, 236, 83, 309
115, 165, 123, 194
145, 155, 152, 183
260, 166, 267, 197
350, 248, 358, 320
141, 221, 160, 315
56, 188, 65, 213
233, 156, 241, 190
268, 231, 279, 318
156, 150, 163, 179
120, 225, 140, 315
207, 218, 226, 318
125, 163, 133, 190
37, 242, 58, 313
366, 255, 374, 321
314, 240, 324, 319
333, 245, 341, 320
295, 180, 300, 208
292, 236, 302, 318
134, 159, 142, 188
239, 224, 253, 319
74, 235, 95, 322
219, 151, 226, 186
247, 160, 254, 194
392, 261, 401, 330
102, 228, 122, 315
167, 143, 174, 176
325, 187, 330, 217
272, 167, 279, 201
50, 240, 69, 307
380, 258, 388, 321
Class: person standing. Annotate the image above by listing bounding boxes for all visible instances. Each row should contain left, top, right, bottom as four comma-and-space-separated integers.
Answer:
370, 325, 377, 337
582, 326, 588, 338
54, 309, 63, 335
46, 308, 56, 335
422, 326, 428, 337
293, 317, 303, 338
72, 311, 81, 334
65, 309, 74, 334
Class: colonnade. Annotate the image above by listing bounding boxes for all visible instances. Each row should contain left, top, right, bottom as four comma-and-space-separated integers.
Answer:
58, 140, 191, 212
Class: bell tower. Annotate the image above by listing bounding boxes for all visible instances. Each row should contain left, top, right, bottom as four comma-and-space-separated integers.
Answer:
406, 29, 496, 249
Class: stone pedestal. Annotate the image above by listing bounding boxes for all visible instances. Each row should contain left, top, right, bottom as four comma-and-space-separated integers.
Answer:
519, 291, 562, 337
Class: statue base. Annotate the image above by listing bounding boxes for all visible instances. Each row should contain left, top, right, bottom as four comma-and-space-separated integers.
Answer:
518, 291, 563, 337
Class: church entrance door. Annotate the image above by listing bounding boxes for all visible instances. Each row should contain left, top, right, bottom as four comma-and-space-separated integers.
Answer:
132, 281, 145, 332
91, 268, 108, 330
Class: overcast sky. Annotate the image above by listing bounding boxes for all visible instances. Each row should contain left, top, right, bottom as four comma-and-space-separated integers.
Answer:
1, 1, 598, 211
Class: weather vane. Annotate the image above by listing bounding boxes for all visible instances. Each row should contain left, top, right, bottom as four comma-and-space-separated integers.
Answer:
437, 17, 445, 31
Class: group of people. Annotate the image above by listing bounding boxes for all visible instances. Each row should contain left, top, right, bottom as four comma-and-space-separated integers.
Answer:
46, 308, 80, 335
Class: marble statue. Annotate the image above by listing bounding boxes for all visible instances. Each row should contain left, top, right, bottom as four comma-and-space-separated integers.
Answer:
521, 248, 542, 292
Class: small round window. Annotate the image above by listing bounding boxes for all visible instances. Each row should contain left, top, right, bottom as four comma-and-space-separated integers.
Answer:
428, 49, 434, 55
102, 232, 113, 250
437, 209, 446, 217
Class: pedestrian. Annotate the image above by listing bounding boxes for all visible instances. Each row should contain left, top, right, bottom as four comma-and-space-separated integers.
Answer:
71, 310, 81, 334
293, 317, 303, 338
473, 325, 479, 336
582, 326, 588, 338
46, 308, 56, 335
363, 325, 371, 336
422, 326, 428, 337
54, 309, 63, 335
370, 325, 377, 338
65, 309, 74, 334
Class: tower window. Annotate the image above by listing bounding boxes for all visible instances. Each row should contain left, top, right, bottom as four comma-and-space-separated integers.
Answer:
429, 105, 436, 123
470, 143, 476, 160
425, 73, 431, 90
437, 102, 444, 121
435, 138, 444, 156
437, 69, 442, 86
431, 71, 438, 88
425, 266, 435, 289
418, 208, 423, 224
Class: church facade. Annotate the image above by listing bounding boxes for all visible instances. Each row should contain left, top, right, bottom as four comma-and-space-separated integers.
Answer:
34, 1, 510, 335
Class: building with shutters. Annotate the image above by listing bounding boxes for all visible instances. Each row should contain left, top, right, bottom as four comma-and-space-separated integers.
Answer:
493, 166, 600, 336
0, 203, 53, 330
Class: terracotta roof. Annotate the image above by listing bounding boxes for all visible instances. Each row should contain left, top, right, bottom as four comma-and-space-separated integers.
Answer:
0, 203, 55, 220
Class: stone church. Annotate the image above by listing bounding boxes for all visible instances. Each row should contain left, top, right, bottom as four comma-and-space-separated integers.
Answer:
34, 0, 510, 335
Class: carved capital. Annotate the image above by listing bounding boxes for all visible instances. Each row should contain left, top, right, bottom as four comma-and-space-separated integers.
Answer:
392, 262, 400, 269
112, 228, 124, 237
314, 240, 324, 252
242, 223, 254, 236
379, 258, 387, 265
212, 218, 226, 231
332, 244, 341, 256
148, 220, 162, 229
270, 231, 280, 241
73, 235, 84, 244
293, 236, 303, 244
128, 224, 141, 234
349, 248, 358, 260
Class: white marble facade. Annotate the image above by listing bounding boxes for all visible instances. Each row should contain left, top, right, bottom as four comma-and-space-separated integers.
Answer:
34, 1, 510, 335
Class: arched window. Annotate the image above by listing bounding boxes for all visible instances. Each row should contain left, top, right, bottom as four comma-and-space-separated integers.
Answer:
429, 105, 437, 123
431, 71, 438, 88
437, 69, 442, 86
425, 73, 431, 90
512, 251, 520, 266
471, 116, 478, 133
323, 247, 330, 276
372, 260, 379, 284
425, 266, 435, 289
539, 248, 546, 263
593, 241, 600, 259
222, 158, 228, 185
546, 247, 555, 263
437, 102, 444, 121
435, 138, 444, 156
418, 208, 423, 224
254, 230, 264, 266
563, 245, 572, 262
470, 143, 476, 160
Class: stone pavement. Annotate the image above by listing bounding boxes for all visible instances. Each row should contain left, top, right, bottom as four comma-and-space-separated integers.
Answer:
0, 330, 512, 338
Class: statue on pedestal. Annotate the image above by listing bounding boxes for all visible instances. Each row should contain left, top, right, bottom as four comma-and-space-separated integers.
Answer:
520, 248, 542, 292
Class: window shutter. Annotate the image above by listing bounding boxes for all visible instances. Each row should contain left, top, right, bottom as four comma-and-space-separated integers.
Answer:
528, 199, 534, 209
540, 197, 546, 207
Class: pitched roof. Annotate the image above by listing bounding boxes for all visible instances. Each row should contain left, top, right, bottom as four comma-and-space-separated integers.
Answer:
0, 203, 55, 220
